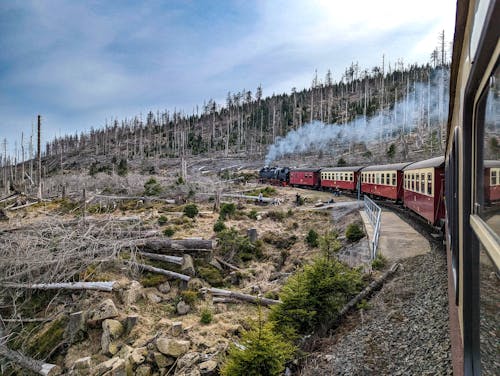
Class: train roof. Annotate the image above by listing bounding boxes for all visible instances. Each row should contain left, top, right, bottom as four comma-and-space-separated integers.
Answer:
321, 166, 365, 172
290, 168, 321, 173
484, 160, 500, 168
362, 162, 411, 172
404, 156, 445, 170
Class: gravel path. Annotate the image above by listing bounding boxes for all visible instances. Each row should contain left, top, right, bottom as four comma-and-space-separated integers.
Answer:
300, 247, 452, 375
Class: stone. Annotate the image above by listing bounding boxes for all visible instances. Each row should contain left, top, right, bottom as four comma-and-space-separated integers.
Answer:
181, 254, 195, 276
129, 347, 147, 365
121, 280, 143, 305
93, 357, 120, 375
170, 321, 183, 337
110, 358, 126, 376
136, 364, 152, 376
157, 281, 171, 294
199, 360, 218, 375
177, 352, 200, 370
156, 337, 190, 357
72, 356, 92, 370
187, 278, 204, 290
145, 290, 162, 304
208, 258, 223, 271
153, 352, 174, 368
117, 345, 133, 360
88, 299, 119, 323
124, 315, 138, 335
102, 319, 124, 355
176, 301, 191, 315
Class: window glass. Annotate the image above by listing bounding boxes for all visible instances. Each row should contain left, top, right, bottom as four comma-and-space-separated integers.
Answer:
392, 173, 397, 186
427, 173, 432, 195
381, 173, 385, 185
416, 174, 420, 192
421, 173, 426, 193
411, 174, 415, 190
491, 170, 496, 186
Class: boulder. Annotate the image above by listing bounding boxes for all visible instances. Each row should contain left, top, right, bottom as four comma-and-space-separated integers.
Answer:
121, 280, 143, 305
199, 360, 218, 375
156, 337, 190, 357
153, 352, 174, 368
92, 357, 120, 375
66, 310, 87, 343
129, 347, 147, 365
135, 364, 152, 376
72, 356, 92, 370
187, 278, 204, 290
88, 299, 119, 323
177, 352, 200, 370
176, 301, 191, 315
102, 319, 124, 355
144, 289, 162, 304
110, 358, 126, 376
124, 315, 138, 335
157, 281, 171, 294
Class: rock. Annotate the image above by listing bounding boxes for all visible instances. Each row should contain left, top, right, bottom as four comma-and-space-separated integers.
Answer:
72, 356, 92, 370
136, 364, 152, 376
110, 358, 126, 376
93, 357, 120, 375
176, 300, 191, 315
153, 352, 174, 368
156, 337, 190, 357
66, 310, 87, 343
157, 281, 171, 294
171, 321, 183, 337
199, 360, 218, 375
208, 258, 223, 271
102, 319, 124, 355
124, 315, 138, 335
144, 289, 162, 304
187, 278, 204, 290
181, 254, 195, 276
117, 345, 133, 360
121, 280, 143, 305
88, 299, 119, 323
177, 352, 200, 370
130, 347, 147, 365
256, 215, 262, 221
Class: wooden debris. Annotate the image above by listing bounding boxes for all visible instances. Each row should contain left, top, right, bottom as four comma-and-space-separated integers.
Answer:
201, 287, 281, 306
0, 345, 61, 375
0, 281, 116, 292
134, 238, 214, 252
138, 251, 183, 265
128, 261, 192, 282
214, 257, 241, 272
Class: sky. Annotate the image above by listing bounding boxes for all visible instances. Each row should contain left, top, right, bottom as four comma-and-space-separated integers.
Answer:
0, 0, 456, 157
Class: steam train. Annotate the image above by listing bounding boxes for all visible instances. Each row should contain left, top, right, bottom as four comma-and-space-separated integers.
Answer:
260, 1, 499, 374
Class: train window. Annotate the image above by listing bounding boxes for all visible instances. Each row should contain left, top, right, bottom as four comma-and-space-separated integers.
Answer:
411, 174, 415, 190
421, 173, 426, 194
416, 174, 420, 192
381, 173, 385, 185
427, 173, 432, 195
392, 173, 396, 186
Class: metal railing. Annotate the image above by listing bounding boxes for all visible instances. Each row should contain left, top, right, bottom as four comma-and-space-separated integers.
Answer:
364, 195, 382, 259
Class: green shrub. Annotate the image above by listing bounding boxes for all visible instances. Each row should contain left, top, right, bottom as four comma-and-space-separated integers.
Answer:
200, 308, 214, 324
180, 290, 199, 306
305, 229, 319, 247
117, 158, 128, 176
267, 210, 286, 222
217, 228, 263, 263
141, 273, 167, 287
346, 223, 365, 242
262, 233, 297, 250
220, 318, 295, 376
183, 203, 199, 218
213, 220, 226, 233
371, 254, 387, 270
144, 178, 162, 196
163, 227, 175, 237
158, 215, 168, 225
270, 256, 365, 335
247, 209, 258, 220
219, 203, 236, 220
248, 186, 277, 197
319, 231, 341, 258
198, 266, 224, 287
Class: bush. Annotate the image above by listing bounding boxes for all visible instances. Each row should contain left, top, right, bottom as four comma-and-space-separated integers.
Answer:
319, 231, 341, 258
219, 203, 236, 220
198, 266, 224, 287
270, 256, 365, 335
346, 223, 365, 242
117, 158, 128, 176
247, 209, 258, 220
158, 215, 168, 225
262, 233, 297, 250
372, 254, 387, 270
200, 308, 213, 324
213, 220, 226, 233
180, 290, 199, 306
144, 178, 162, 196
141, 273, 167, 287
217, 228, 263, 263
267, 210, 286, 222
163, 227, 175, 237
305, 229, 319, 247
183, 203, 199, 218
220, 318, 295, 376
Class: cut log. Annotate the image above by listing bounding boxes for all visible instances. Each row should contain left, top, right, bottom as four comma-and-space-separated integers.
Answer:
0, 317, 53, 323
128, 261, 191, 282
337, 263, 400, 320
138, 251, 183, 265
0, 193, 18, 203
212, 297, 239, 304
134, 238, 214, 251
8, 201, 39, 211
0, 345, 61, 375
0, 281, 116, 292
94, 194, 176, 204
202, 287, 281, 306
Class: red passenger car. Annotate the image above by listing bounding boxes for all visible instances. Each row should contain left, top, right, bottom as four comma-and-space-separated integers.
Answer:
320, 166, 364, 191
289, 168, 321, 188
361, 162, 410, 201
403, 156, 445, 226
484, 160, 500, 203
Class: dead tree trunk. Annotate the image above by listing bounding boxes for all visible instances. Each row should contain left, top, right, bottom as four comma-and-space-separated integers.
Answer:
128, 261, 191, 282
202, 287, 281, 306
0, 281, 116, 292
0, 345, 60, 375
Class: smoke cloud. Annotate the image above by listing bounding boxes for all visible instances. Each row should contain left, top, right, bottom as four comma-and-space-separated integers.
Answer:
265, 68, 449, 165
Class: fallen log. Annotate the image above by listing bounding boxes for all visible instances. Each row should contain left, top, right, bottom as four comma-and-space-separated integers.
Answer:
8, 201, 39, 211
0, 345, 61, 375
0, 193, 18, 204
337, 263, 400, 320
214, 257, 241, 272
127, 261, 191, 282
134, 238, 214, 251
0, 281, 116, 292
212, 297, 239, 304
1, 317, 54, 323
202, 287, 281, 306
138, 251, 183, 265
94, 194, 176, 204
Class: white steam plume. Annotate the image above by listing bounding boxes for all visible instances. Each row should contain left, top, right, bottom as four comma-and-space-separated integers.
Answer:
265, 68, 449, 165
